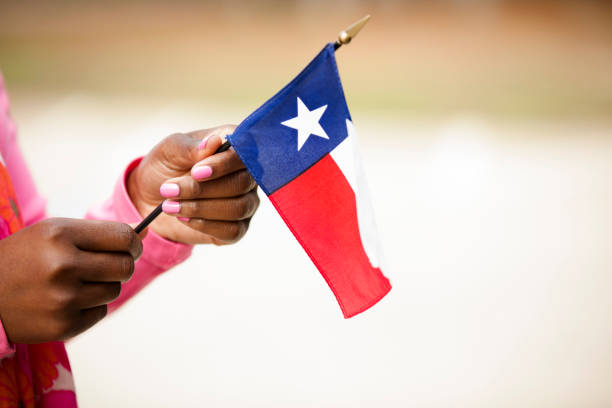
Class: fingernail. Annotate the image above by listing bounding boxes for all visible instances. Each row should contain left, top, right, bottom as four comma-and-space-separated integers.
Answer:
162, 200, 180, 214
198, 136, 211, 150
192, 165, 213, 180
178, 217, 190, 222
160, 183, 179, 198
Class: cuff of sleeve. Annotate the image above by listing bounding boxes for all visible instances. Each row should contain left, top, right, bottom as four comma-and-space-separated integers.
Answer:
0, 320, 15, 358
113, 157, 193, 269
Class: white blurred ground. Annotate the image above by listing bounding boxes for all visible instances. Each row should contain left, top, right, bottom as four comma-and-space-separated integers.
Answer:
11, 94, 612, 407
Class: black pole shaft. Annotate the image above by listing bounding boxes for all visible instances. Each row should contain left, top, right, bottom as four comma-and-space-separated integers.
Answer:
134, 140, 231, 233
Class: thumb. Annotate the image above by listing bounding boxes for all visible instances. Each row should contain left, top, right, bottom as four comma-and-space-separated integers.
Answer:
158, 133, 204, 170
128, 223, 147, 262
191, 125, 236, 158
128, 222, 148, 243
159, 125, 236, 171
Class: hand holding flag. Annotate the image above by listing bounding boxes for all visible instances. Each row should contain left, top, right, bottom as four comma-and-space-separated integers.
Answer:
229, 24, 391, 317
134, 15, 391, 317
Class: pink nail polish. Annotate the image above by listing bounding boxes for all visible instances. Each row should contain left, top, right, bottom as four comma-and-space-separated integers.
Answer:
198, 136, 211, 150
178, 217, 190, 222
192, 165, 213, 180
162, 200, 180, 214
160, 183, 179, 198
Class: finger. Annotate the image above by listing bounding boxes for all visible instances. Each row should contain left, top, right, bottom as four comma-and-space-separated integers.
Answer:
162, 192, 259, 221
75, 282, 122, 309
77, 251, 135, 283
128, 223, 148, 241
70, 220, 143, 260
180, 219, 250, 244
159, 170, 256, 200
128, 223, 147, 261
157, 132, 203, 171
75, 305, 108, 336
190, 149, 245, 182
156, 126, 237, 172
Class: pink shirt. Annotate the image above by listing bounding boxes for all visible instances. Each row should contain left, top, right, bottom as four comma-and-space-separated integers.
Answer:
0, 73, 192, 406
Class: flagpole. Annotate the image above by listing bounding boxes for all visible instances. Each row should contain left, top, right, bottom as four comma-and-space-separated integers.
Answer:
334, 14, 371, 50
134, 15, 371, 234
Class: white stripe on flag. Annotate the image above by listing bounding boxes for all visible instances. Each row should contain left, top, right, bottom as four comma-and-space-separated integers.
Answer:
330, 119, 384, 269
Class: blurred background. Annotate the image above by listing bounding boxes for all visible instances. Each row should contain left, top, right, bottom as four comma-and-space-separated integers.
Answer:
2, 0, 612, 406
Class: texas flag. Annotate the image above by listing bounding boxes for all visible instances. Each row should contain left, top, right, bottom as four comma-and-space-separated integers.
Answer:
228, 43, 391, 318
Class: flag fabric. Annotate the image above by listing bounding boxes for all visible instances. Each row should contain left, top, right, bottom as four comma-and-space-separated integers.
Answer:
228, 43, 391, 318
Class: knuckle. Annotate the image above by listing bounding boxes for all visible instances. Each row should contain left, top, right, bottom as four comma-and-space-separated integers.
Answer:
160, 133, 189, 159
252, 191, 260, 211
46, 253, 72, 281
217, 157, 231, 174
40, 218, 68, 241
84, 306, 108, 334
188, 177, 202, 197
247, 191, 259, 215
46, 256, 63, 279
168, 132, 185, 144
234, 193, 258, 220
247, 196, 260, 220
107, 282, 122, 302
118, 255, 135, 281
49, 289, 74, 313
235, 171, 255, 194
232, 198, 250, 219
87, 306, 109, 331
180, 200, 195, 216
95, 305, 108, 322
222, 222, 245, 243
117, 223, 138, 252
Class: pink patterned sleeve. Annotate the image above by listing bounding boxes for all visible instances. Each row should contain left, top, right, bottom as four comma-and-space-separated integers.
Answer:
86, 158, 193, 313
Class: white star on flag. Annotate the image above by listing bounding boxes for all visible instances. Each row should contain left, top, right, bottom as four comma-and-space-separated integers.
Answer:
281, 97, 329, 151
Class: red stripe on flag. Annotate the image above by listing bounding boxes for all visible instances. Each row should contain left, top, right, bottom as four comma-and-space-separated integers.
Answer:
269, 154, 391, 318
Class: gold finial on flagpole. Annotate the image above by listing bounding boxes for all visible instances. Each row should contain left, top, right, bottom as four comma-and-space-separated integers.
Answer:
335, 15, 371, 49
